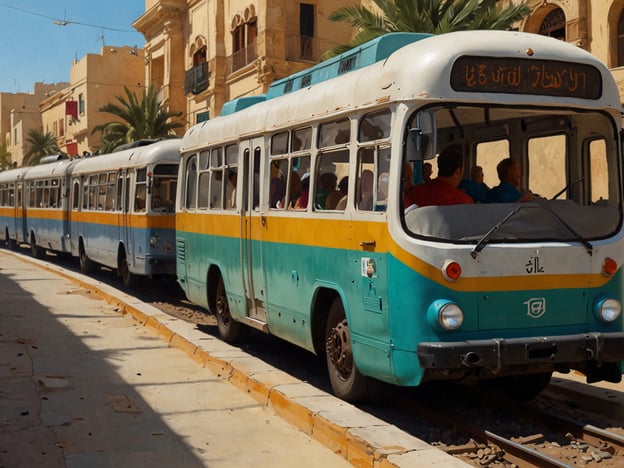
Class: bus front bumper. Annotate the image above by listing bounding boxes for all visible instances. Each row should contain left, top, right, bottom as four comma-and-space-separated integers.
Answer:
417, 332, 624, 379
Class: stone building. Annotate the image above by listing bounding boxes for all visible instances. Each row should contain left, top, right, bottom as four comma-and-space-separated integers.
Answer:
2, 83, 67, 167
39, 46, 145, 157
133, 0, 357, 127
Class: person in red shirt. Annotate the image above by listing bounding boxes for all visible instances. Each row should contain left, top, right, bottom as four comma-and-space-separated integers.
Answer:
406, 144, 473, 207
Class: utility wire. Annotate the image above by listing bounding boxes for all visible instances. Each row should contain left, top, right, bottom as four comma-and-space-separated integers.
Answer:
0, 3, 137, 33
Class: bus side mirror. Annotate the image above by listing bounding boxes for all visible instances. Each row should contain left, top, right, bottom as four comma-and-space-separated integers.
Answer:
406, 111, 436, 161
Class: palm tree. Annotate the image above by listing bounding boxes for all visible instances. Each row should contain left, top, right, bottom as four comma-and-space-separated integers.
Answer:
92, 84, 183, 153
323, 0, 531, 58
0, 142, 12, 171
24, 129, 61, 166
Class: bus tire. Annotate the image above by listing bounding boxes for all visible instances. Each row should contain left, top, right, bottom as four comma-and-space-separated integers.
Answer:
325, 297, 376, 402
5, 229, 16, 250
30, 233, 45, 259
118, 248, 138, 288
79, 240, 96, 274
215, 276, 246, 343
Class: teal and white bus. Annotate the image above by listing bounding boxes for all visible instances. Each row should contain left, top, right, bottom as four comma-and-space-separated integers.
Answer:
176, 31, 624, 401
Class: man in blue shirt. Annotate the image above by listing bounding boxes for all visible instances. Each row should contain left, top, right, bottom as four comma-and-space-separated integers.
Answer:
487, 158, 533, 203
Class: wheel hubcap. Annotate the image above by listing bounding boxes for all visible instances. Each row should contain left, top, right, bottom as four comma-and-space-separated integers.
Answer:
326, 319, 353, 379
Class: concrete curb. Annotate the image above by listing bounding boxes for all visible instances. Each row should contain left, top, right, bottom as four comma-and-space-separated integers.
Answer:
6, 251, 469, 467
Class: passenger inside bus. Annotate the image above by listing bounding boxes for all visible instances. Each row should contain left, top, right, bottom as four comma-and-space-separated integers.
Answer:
317, 172, 338, 209
405, 144, 474, 207
358, 170, 374, 210
294, 173, 310, 209
422, 162, 433, 183
459, 165, 490, 203
486, 158, 533, 203
332, 176, 349, 210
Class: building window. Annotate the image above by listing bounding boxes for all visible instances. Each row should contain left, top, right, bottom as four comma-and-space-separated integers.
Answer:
617, 10, 624, 67
539, 8, 566, 40
230, 13, 258, 72
300, 3, 314, 60
78, 93, 85, 116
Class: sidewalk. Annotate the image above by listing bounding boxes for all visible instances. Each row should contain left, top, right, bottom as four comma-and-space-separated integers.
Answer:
0, 251, 466, 467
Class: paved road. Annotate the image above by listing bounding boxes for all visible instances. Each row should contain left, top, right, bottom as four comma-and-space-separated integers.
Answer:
0, 252, 353, 467
0, 251, 467, 467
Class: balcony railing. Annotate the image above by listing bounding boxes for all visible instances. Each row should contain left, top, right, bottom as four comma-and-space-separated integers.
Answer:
227, 40, 258, 74
286, 35, 317, 61
184, 62, 210, 95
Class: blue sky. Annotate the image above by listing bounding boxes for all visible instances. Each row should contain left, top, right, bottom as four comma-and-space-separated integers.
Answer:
0, 1, 145, 93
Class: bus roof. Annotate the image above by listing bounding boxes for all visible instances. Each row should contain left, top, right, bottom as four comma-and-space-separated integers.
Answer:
69, 138, 181, 176
181, 31, 622, 153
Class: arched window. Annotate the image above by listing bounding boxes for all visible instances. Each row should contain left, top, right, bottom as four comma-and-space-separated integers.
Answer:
539, 8, 566, 40
230, 13, 258, 72
617, 9, 624, 67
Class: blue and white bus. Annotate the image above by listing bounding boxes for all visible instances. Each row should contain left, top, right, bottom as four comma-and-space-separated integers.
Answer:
176, 30, 624, 401
1, 139, 180, 287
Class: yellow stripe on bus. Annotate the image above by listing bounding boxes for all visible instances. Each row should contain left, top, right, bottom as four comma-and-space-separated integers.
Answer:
178, 212, 608, 291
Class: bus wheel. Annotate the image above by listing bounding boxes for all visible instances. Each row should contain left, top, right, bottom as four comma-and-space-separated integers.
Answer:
5, 230, 16, 250
118, 249, 137, 288
79, 241, 96, 274
215, 276, 246, 343
30, 234, 44, 259
325, 298, 374, 402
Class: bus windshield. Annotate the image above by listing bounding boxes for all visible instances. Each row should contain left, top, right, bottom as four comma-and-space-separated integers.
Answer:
403, 105, 621, 243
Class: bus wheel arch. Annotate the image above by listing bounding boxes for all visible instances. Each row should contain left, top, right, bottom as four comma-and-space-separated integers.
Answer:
78, 237, 96, 273
317, 290, 381, 402
209, 267, 247, 343
117, 243, 138, 288
5, 227, 16, 250
30, 231, 44, 259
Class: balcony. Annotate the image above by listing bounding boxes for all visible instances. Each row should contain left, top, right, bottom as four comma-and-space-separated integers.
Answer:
286, 35, 317, 61
228, 41, 258, 74
184, 62, 210, 95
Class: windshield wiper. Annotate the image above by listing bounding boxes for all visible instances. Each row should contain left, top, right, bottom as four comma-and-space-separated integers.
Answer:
551, 177, 584, 200
471, 206, 525, 259
534, 197, 593, 256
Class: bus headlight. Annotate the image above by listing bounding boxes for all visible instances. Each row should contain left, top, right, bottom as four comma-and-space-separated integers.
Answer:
428, 300, 464, 331
594, 297, 622, 323
149, 236, 159, 247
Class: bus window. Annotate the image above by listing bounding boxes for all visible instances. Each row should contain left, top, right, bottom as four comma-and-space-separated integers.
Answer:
105, 173, 116, 211
359, 108, 391, 142
269, 158, 288, 209
292, 127, 312, 151
135, 168, 147, 212
225, 144, 238, 210
528, 134, 566, 199
589, 139, 608, 204
116, 175, 123, 211
319, 119, 350, 147
184, 156, 198, 210
315, 149, 349, 210
271, 132, 289, 155
475, 139, 509, 189
356, 145, 390, 212
152, 164, 177, 212
289, 156, 311, 210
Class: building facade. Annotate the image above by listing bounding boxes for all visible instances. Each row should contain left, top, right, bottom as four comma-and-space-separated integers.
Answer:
133, 0, 357, 127
40, 46, 145, 158
2, 83, 67, 167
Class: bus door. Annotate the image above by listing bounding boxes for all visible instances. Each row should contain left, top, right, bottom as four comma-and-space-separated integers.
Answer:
67, 177, 80, 252
119, 170, 135, 263
240, 138, 268, 327
16, 182, 27, 243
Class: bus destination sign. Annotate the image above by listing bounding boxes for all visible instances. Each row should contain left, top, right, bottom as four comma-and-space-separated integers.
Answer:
450, 55, 602, 100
